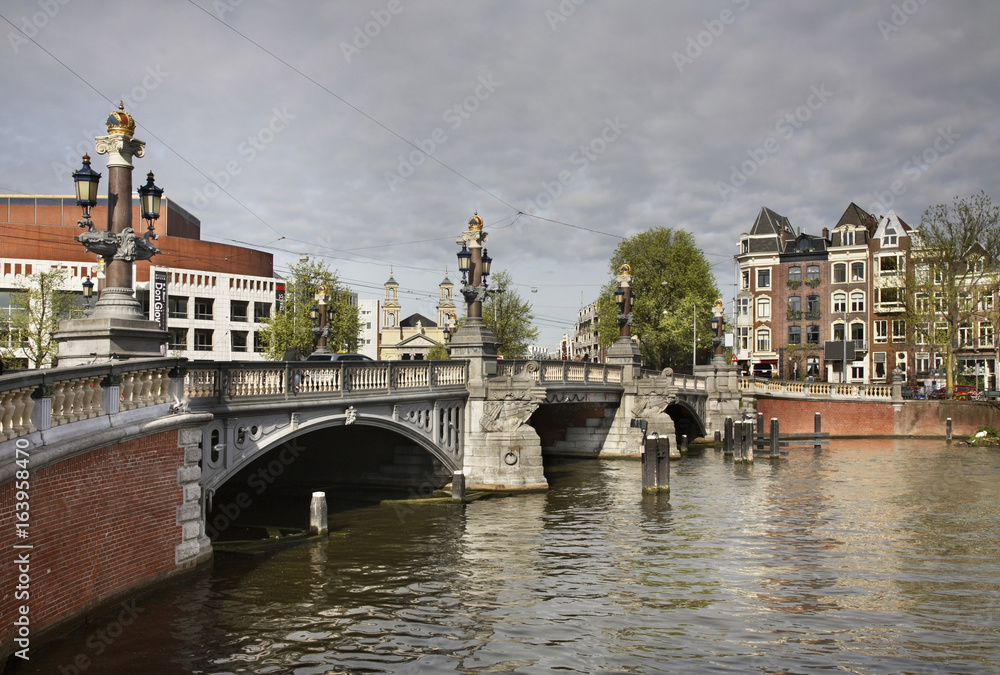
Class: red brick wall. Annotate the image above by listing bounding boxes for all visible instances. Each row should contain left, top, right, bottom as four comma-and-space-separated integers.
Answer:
0, 430, 184, 653
756, 397, 1000, 437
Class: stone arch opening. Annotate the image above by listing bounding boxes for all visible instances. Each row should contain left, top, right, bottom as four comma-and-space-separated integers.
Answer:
665, 400, 706, 447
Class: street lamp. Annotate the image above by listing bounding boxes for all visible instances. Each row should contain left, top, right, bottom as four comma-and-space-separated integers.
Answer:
72, 154, 101, 228
81, 276, 94, 316
310, 286, 332, 355
450, 212, 499, 373
606, 264, 640, 368
711, 298, 726, 366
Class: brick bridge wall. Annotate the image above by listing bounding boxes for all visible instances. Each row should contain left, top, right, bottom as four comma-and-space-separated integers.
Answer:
755, 397, 1000, 437
1, 420, 209, 662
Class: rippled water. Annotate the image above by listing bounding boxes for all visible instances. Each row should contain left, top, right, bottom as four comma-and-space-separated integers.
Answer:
22, 440, 1000, 673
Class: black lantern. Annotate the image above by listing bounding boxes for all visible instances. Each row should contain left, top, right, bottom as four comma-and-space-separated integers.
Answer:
481, 248, 492, 281
614, 287, 625, 312
456, 243, 471, 281
137, 171, 164, 224
309, 304, 319, 323
82, 276, 94, 300
73, 155, 102, 211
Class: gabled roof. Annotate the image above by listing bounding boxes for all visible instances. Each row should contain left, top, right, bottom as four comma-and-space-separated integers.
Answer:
834, 202, 879, 235
399, 313, 437, 328
749, 207, 795, 237
395, 332, 441, 348
782, 232, 828, 255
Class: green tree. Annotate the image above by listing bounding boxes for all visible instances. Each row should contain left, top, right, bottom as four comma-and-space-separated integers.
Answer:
596, 228, 720, 372
258, 260, 362, 360
0, 267, 80, 368
426, 343, 450, 360
482, 270, 540, 358
903, 191, 1000, 394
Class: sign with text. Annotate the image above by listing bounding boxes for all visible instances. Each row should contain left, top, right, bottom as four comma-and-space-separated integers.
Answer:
152, 268, 168, 331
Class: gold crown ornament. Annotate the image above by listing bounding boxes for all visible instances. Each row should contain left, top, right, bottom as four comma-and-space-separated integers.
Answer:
468, 211, 484, 231
105, 101, 136, 136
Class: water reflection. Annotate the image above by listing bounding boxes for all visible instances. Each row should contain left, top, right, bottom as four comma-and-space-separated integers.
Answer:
19, 441, 1000, 674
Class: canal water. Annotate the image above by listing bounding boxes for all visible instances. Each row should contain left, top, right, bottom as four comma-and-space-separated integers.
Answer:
21, 439, 1000, 673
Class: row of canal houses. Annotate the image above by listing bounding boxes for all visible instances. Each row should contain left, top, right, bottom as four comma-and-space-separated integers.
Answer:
735, 203, 998, 389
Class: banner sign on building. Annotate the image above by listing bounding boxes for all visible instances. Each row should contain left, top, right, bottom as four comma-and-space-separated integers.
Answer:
152, 268, 168, 331
275, 283, 286, 313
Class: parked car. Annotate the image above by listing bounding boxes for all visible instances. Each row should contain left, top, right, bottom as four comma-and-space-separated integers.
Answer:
305, 352, 374, 362
930, 384, 979, 400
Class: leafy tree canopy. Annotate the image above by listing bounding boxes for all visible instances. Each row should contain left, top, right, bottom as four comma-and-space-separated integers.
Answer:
0, 267, 80, 369
482, 270, 540, 358
596, 227, 720, 371
258, 259, 362, 360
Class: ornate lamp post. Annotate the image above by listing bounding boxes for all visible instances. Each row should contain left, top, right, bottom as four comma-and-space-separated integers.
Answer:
81, 277, 95, 316
310, 286, 332, 356
607, 264, 640, 371
55, 102, 169, 365
449, 212, 499, 378
711, 298, 726, 366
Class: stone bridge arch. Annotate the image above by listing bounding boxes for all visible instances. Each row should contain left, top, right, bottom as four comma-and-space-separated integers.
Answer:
199, 398, 465, 496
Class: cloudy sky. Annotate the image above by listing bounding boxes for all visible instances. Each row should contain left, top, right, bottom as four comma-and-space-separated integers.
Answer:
2, 1, 998, 349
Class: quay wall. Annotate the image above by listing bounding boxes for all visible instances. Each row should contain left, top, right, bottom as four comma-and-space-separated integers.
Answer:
755, 397, 1000, 437
1, 419, 210, 662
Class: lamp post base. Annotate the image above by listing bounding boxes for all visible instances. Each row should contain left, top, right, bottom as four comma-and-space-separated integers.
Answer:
448, 317, 499, 381
54, 315, 168, 366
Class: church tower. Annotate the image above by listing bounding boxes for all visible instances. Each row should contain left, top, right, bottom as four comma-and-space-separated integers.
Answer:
382, 272, 400, 329
436, 271, 456, 339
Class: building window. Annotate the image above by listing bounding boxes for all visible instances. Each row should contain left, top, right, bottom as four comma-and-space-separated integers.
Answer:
844, 229, 855, 246
833, 263, 847, 283
879, 254, 903, 276
231, 300, 248, 323
756, 297, 770, 319
806, 295, 820, 318
958, 324, 973, 347
851, 322, 865, 342
194, 297, 214, 320
851, 292, 865, 313
168, 296, 188, 319
916, 352, 930, 374
981, 294, 995, 312
877, 287, 900, 308
833, 292, 847, 313
806, 325, 820, 344
788, 295, 801, 319
168, 327, 187, 350
874, 352, 887, 380
892, 320, 906, 343
788, 326, 802, 345
738, 326, 750, 350
915, 293, 930, 312
916, 322, 929, 345
806, 265, 820, 282
757, 269, 770, 289
194, 329, 213, 351
851, 262, 865, 281
882, 227, 897, 247
738, 297, 750, 317
980, 323, 994, 348
875, 320, 888, 344
232, 330, 248, 352
934, 322, 948, 344
756, 328, 770, 352
254, 302, 271, 322
807, 355, 820, 376
741, 270, 750, 290
833, 322, 845, 341
788, 266, 802, 283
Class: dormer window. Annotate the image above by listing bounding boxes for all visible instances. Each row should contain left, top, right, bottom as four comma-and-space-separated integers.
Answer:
882, 227, 897, 246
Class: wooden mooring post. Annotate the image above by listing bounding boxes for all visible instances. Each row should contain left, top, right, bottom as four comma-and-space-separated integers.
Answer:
642, 432, 670, 495
723, 417, 734, 455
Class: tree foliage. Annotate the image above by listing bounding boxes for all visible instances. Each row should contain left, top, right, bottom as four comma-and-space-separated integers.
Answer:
426, 343, 450, 360
596, 228, 720, 371
482, 270, 540, 358
903, 191, 1000, 393
0, 267, 80, 368
258, 260, 362, 360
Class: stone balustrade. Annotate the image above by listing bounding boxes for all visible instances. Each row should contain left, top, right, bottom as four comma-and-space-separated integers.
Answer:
497, 360, 624, 384
0, 359, 184, 440
740, 377, 896, 400
183, 360, 469, 402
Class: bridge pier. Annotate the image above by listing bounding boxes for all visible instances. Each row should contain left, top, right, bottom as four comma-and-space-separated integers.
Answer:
696, 360, 742, 438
